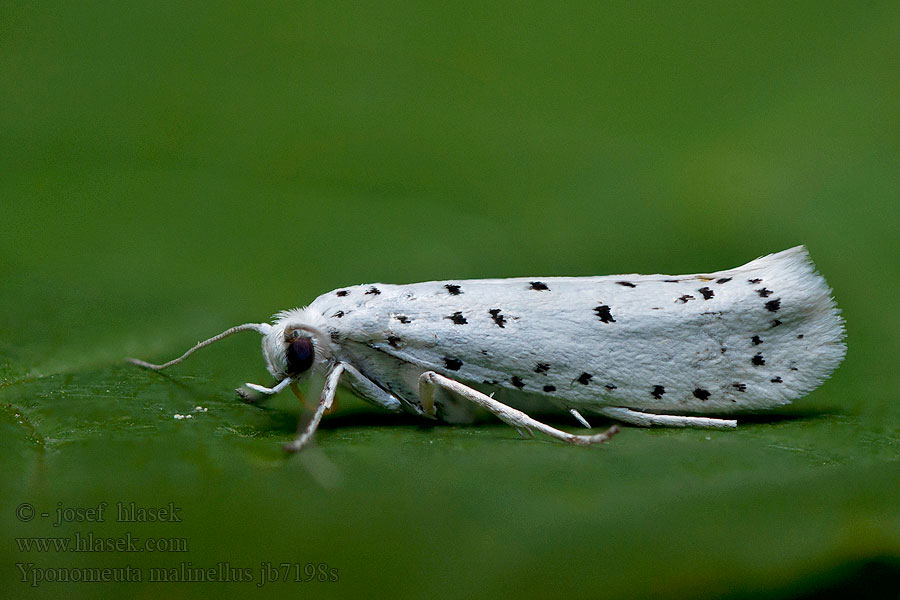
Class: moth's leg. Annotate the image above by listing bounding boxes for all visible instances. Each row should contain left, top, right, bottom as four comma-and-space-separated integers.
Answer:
418, 371, 619, 446
595, 407, 737, 429
339, 363, 408, 414
236, 388, 267, 404
284, 362, 345, 453
236, 378, 292, 403
569, 408, 592, 428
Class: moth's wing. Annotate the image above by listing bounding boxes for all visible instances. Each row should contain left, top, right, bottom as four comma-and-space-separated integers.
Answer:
312, 246, 845, 414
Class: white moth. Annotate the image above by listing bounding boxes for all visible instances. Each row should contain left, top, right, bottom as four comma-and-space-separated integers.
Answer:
129, 246, 845, 451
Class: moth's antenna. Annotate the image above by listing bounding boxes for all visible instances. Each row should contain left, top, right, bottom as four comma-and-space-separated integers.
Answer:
126, 323, 272, 371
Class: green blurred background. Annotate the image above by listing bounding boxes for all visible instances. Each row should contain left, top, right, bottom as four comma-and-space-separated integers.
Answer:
2, 2, 899, 598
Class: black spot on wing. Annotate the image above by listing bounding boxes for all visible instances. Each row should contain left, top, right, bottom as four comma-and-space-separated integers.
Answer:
664, 279, 680, 283
329, 330, 341, 343
529, 281, 549, 291
365, 286, 381, 295
483, 379, 498, 385
542, 384, 556, 393
594, 305, 615, 323
770, 376, 783, 383
756, 288, 773, 298
511, 376, 525, 388
444, 284, 462, 295
751, 335, 763, 345
797, 334, 804, 339
698, 287, 714, 300
488, 308, 507, 328
394, 315, 412, 324
617, 281, 636, 288
604, 384, 617, 390
693, 388, 711, 401
534, 362, 550, 374
651, 385, 666, 399
576, 372, 593, 385
771, 319, 783, 328
335, 290, 349, 297
676, 294, 695, 304
331, 310, 345, 318
716, 277, 732, 284
748, 278, 762, 284
765, 299, 781, 312
445, 311, 468, 325
752, 353, 766, 366
732, 382, 747, 392
387, 335, 401, 348
443, 357, 462, 371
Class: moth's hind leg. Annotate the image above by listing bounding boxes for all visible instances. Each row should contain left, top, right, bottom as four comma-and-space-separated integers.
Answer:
417, 372, 619, 446
594, 407, 737, 429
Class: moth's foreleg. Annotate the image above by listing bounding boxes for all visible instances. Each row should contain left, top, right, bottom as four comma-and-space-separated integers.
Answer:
235, 385, 276, 405
283, 363, 345, 453
417, 372, 619, 446
237, 377, 293, 401
595, 406, 737, 429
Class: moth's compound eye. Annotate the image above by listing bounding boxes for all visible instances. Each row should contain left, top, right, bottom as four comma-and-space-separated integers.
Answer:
284, 334, 314, 376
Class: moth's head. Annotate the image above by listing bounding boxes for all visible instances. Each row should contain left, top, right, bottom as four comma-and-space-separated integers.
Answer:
262, 310, 333, 382
126, 308, 334, 395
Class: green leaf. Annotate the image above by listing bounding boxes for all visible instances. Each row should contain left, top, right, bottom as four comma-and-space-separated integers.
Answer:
2, 2, 899, 598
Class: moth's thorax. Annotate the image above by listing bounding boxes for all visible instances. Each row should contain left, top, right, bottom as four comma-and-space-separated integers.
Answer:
262, 307, 334, 379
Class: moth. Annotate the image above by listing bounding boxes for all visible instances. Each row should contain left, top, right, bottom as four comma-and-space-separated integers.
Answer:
129, 246, 845, 451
